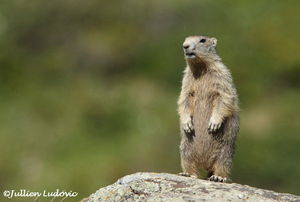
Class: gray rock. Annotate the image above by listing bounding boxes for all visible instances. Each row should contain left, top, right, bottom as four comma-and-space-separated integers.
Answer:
82, 172, 300, 202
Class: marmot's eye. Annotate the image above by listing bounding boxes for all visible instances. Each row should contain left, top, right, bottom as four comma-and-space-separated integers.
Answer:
200, 39, 206, 43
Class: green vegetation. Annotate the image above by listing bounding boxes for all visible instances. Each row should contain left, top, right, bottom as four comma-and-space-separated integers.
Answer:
0, 0, 300, 200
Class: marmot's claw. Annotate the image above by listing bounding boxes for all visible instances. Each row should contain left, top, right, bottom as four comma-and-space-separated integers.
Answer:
178, 172, 197, 178
183, 120, 194, 134
208, 175, 227, 183
178, 172, 191, 177
208, 122, 222, 133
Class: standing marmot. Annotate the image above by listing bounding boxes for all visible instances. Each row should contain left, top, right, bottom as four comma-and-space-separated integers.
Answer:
178, 35, 239, 182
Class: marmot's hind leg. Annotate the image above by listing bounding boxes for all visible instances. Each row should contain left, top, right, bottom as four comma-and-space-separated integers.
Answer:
208, 147, 232, 183
179, 159, 199, 178
208, 163, 229, 182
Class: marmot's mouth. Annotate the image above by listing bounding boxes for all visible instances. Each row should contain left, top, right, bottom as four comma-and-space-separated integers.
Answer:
185, 52, 196, 58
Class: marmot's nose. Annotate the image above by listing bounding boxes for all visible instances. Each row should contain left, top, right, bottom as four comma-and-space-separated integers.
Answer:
183, 45, 190, 49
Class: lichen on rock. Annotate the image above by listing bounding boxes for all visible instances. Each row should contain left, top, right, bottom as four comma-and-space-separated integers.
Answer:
82, 172, 300, 202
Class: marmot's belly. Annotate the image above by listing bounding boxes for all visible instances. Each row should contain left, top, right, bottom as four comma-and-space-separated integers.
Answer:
192, 98, 212, 138
191, 100, 224, 168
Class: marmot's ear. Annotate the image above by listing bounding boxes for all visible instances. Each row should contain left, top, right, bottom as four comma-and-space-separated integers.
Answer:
211, 37, 217, 46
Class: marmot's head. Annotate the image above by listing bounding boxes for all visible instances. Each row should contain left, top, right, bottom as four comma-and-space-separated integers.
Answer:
183, 36, 218, 61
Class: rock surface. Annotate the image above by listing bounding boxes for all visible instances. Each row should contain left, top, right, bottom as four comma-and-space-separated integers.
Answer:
82, 172, 300, 202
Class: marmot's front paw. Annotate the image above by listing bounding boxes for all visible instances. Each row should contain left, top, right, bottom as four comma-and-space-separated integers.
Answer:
183, 116, 194, 134
208, 116, 223, 133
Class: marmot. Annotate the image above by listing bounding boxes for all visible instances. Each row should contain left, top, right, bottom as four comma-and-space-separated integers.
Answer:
178, 35, 239, 182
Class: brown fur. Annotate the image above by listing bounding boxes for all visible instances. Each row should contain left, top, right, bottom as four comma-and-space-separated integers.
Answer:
178, 36, 239, 182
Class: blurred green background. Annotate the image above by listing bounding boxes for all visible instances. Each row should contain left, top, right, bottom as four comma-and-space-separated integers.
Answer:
0, 0, 300, 201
